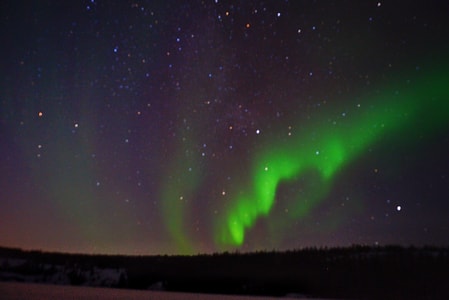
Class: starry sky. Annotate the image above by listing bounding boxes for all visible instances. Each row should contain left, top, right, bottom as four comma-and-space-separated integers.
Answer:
1, 0, 449, 255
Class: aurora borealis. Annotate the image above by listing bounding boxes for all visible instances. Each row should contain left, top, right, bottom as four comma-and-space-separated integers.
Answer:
216, 70, 449, 247
1, 1, 449, 255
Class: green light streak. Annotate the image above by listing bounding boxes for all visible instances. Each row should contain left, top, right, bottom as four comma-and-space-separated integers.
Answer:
216, 69, 449, 247
160, 121, 201, 254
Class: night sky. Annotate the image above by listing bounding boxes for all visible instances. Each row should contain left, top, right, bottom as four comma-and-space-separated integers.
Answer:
1, 1, 449, 255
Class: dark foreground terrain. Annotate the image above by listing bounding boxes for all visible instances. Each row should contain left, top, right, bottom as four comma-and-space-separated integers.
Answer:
1, 245, 448, 299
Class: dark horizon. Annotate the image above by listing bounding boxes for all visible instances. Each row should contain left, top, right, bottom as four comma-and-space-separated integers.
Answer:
2, 244, 449, 299
1, 242, 449, 258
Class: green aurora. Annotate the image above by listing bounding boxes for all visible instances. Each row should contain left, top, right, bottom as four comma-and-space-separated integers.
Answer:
160, 120, 201, 254
215, 68, 449, 248
160, 66, 449, 252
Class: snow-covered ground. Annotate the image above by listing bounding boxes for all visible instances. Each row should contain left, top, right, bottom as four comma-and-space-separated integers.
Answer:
0, 281, 331, 300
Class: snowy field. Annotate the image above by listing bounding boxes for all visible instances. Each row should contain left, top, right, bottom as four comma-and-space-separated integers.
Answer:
0, 281, 327, 300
